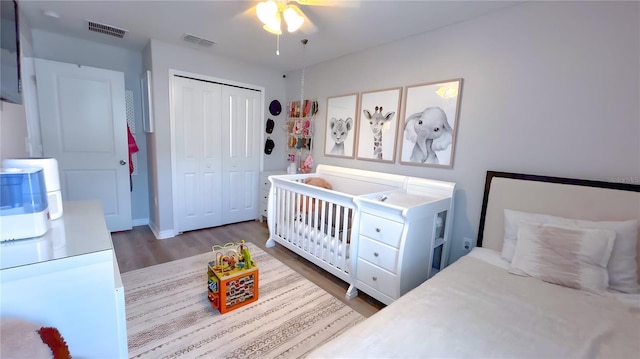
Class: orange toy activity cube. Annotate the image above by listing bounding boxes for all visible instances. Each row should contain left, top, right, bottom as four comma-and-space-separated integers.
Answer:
207, 242, 258, 314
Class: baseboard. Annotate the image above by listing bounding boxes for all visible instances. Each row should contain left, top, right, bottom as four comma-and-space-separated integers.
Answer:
155, 230, 175, 240
132, 218, 149, 227
147, 220, 176, 240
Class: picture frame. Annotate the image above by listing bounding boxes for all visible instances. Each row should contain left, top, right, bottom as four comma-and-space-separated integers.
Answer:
324, 93, 358, 158
140, 70, 154, 133
399, 78, 463, 168
356, 87, 402, 162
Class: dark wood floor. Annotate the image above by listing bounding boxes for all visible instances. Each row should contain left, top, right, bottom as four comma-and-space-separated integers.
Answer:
111, 220, 385, 318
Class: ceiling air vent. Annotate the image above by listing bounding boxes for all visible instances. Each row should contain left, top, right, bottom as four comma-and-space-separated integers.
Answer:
88, 21, 127, 38
183, 33, 215, 48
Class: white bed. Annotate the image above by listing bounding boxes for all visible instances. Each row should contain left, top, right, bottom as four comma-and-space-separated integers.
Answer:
309, 171, 640, 358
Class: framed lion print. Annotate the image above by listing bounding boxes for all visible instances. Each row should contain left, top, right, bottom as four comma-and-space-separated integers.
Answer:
325, 93, 358, 158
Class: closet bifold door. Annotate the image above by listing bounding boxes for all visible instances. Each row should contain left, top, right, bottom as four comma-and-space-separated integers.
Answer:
220, 86, 261, 224
173, 75, 261, 233
173, 76, 223, 232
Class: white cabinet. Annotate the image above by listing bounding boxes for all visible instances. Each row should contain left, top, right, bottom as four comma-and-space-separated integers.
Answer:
259, 170, 286, 221
0, 201, 127, 358
354, 191, 453, 305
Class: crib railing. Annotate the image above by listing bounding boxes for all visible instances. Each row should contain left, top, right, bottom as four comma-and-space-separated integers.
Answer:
266, 175, 356, 287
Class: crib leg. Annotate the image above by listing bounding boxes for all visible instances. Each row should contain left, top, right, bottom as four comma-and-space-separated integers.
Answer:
266, 237, 276, 248
345, 284, 358, 300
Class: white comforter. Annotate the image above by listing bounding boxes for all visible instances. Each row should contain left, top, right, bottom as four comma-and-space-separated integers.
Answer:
309, 248, 640, 358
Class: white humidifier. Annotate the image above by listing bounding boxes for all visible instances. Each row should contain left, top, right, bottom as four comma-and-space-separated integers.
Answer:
2, 158, 63, 220
0, 167, 49, 241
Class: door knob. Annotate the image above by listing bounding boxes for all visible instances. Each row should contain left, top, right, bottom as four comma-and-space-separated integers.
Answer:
120, 160, 127, 165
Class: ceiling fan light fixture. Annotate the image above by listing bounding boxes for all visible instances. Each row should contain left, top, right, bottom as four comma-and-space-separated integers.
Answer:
283, 6, 304, 33
263, 23, 282, 35
257, 0, 278, 25
262, 11, 282, 35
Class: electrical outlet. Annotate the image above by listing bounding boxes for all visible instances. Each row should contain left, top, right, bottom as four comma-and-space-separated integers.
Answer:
463, 237, 472, 251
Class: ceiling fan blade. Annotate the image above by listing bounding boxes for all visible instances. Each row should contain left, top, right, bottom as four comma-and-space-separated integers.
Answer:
289, 0, 361, 8
300, 14, 318, 34
232, 4, 258, 22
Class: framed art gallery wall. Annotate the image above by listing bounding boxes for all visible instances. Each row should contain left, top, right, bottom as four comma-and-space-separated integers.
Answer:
322, 78, 463, 168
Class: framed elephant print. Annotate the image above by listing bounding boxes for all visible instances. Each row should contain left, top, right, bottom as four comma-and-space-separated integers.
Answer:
356, 87, 402, 163
325, 93, 358, 158
400, 78, 463, 168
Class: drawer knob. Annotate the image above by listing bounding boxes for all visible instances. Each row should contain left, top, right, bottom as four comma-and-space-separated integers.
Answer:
373, 252, 379, 257
372, 276, 377, 281
375, 228, 381, 233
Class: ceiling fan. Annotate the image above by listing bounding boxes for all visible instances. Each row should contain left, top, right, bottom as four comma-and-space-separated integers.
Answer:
254, 0, 359, 35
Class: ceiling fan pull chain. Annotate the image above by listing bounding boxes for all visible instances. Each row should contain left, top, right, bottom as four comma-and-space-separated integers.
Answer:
300, 40, 306, 108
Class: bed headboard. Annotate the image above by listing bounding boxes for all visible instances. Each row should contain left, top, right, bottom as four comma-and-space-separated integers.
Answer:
477, 171, 640, 277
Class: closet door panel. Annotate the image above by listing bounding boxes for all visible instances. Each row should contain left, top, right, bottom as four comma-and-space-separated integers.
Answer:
221, 86, 261, 224
173, 77, 223, 232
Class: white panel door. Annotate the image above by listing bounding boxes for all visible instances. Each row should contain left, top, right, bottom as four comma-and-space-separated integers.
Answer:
173, 76, 223, 232
221, 86, 261, 224
35, 58, 131, 231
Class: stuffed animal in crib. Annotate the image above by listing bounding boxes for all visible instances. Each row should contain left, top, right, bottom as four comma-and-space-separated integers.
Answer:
301, 177, 332, 214
304, 177, 332, 190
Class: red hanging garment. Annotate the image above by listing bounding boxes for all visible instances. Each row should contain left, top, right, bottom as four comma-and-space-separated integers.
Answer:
127, 125, 139, 175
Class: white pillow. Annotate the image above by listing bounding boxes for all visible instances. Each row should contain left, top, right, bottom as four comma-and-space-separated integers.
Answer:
509, 222, 616, 293
503, 209, 640, 293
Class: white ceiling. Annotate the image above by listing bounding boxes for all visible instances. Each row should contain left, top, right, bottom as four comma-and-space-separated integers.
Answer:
18, 0, 521, 73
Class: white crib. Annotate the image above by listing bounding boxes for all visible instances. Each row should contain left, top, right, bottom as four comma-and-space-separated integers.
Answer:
265, 165, 456, 302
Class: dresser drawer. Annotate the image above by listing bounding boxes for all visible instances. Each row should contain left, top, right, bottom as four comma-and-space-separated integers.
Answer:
260, 176, 271, 191
260, 189, 269, 203
359, 213, 403, 248
356, 259, 397, 299
358, 236, 398, 273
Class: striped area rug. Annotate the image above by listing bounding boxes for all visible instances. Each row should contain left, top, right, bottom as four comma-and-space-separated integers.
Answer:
122, 245, 364, 358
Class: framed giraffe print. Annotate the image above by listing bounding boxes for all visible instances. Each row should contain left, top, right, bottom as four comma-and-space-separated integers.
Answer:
324, 93, 358, 158
400, 78, 463, 168
356, 87, 402, 162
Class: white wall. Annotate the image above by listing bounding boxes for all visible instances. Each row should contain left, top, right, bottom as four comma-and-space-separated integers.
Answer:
0, 101, 29, 159
30, 30, 149, 224
285, 1, 640, 262
146, 39, 287, 237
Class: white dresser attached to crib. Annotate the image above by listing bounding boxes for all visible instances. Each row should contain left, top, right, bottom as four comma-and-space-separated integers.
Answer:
266, 165, 455, 305
355, 189, 453, 304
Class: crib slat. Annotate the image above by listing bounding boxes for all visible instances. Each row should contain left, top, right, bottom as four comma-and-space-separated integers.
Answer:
268, 176, 354, 290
